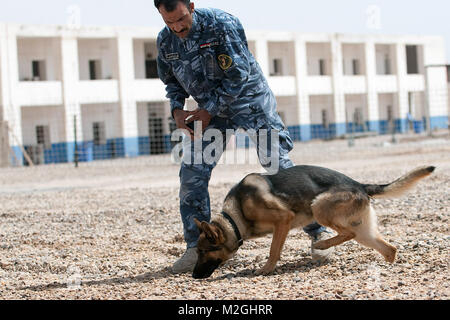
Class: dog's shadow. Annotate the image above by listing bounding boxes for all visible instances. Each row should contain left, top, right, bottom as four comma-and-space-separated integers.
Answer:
210, 257, 326, 282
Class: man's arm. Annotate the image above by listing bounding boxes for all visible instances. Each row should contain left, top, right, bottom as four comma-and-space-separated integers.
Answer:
201, 15, 252, 118
156, 43, 190, 119
157, 42, 195, 136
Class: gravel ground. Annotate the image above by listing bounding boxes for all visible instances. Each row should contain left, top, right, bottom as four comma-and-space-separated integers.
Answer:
0, 132, 449, 300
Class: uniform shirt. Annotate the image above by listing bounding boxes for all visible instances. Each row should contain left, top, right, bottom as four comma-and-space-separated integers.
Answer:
157, 7, 272, 126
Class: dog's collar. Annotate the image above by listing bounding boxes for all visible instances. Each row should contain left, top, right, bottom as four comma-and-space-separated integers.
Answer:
221, 211, 244, 248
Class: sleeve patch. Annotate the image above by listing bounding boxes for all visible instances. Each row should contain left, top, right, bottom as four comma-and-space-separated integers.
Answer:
218, 54, 233, 70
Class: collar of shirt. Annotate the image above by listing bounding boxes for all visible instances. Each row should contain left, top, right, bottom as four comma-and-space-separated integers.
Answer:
183, 10, 202, 41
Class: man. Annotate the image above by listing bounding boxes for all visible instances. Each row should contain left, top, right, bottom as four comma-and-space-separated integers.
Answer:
155, 0, 334, 273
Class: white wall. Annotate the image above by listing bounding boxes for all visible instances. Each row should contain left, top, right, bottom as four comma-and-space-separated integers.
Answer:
378, 93, 398, 120
78, 39, 118, 80
408, 91, 426, 119
342, 43, 366, 75
345, 94, 368, 123
21, 105, 65, 145
306, 42, 332, 76
275, 96, 298, 126
17, 37, 62, 81
375, 44, 397, 75
81, 103, 121, 141
309, 95, 335, 124
268, 42, 296, 76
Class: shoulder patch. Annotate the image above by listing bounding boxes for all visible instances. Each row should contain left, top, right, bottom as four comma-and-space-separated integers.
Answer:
218, 54, 233, 70
165, 53, 180, 61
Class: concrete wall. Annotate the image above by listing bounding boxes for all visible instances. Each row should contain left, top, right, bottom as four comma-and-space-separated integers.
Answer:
80, 103, 121, 141
306, 42, 332, 76
375, 44, 397, 75
268, 41, 296, 76
17, 37, 62, 81
78, 38, 118, 80
21, 105, 65, 145
309, 95, 335, 124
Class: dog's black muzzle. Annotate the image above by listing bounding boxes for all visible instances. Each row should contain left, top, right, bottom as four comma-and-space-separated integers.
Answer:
192, 259, 221, 279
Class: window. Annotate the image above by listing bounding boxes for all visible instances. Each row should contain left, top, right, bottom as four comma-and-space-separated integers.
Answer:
353, 108, 364, 126
36, 125, 51, 150
321, 110, 329, 128
93, 122, 106, 145
406, 45, 419, 74
384, 54, 391, 75
352, 59, 360, 75
89, 60, 102, 80
32, 60, 46, 81
148, 112, 164, 155
272, 59, 282, 76
319, 59, 326, 76
145, 60, 158, 79
387, 105, 394, 122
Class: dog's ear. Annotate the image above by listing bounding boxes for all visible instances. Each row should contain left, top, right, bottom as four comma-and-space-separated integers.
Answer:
194, 218, 203, 230
194, 219, 224, 244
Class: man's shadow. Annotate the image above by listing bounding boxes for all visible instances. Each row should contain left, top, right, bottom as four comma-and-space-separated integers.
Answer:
19, 266, 173, 292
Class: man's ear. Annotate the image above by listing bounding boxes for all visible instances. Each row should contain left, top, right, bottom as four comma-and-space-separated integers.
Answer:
189, 2, 195, 13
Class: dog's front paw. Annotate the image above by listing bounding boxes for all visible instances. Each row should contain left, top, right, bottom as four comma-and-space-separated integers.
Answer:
255, 264, 276, 276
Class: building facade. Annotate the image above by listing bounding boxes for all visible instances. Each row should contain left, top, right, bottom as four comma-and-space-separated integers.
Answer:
0, 23, 448, 166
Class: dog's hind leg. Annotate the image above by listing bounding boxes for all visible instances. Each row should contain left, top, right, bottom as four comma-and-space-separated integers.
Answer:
311, 191, 364, 249
312, 232, 355, 250
353, 206, 397, 263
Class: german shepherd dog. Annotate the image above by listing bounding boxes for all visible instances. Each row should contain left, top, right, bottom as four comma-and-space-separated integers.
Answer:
192, 165, 435, 279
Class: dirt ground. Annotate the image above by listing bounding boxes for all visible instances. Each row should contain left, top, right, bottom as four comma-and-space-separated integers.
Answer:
0, 132, 449, 300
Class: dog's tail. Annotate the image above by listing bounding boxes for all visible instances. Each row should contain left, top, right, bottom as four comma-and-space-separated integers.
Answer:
364, 166, 435, 199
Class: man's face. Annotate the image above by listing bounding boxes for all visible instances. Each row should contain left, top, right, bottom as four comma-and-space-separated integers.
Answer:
159, 2, 195, 39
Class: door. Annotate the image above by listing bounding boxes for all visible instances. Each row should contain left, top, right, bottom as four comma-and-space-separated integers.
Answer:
148, 116, 165, 155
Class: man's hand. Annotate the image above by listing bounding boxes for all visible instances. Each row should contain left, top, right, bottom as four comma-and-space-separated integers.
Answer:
174, 108, 212, 140
173, 109, 195, 139
188, 109, 212, 134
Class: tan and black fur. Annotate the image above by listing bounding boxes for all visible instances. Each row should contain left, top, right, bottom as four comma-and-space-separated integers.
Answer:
192, 165, 435, 279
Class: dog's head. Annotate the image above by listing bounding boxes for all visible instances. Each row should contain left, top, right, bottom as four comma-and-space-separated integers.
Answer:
192, 218, 236, 279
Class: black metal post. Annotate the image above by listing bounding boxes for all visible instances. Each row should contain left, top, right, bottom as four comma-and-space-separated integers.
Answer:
74, 115, 79, 168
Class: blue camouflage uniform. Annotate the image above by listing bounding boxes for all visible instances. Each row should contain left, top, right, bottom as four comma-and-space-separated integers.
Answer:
157, 8, 324, 248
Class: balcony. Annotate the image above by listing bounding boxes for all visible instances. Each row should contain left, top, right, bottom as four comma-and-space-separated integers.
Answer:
131, 79, 167, 102
305, 76, 333, 95
342, 76, 367, 94
375, 75, 398, 93
16, 81, 63, 106
404, 74, 425, 91
267, 76, 297, 96
77, 80, 120, 104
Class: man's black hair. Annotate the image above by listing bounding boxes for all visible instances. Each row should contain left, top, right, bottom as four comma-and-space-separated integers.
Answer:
154, 0, 191, 11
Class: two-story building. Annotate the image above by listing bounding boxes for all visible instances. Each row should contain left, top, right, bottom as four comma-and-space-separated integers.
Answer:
0, 23, 448, 166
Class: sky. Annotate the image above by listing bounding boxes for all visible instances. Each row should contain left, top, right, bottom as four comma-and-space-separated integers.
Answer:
0, 0, 449, 62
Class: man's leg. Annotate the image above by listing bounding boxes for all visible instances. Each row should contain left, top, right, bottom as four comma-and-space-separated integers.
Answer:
173, 118, 229, 273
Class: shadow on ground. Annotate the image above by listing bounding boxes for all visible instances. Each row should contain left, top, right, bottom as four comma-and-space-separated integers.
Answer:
18, 257, 326, 292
